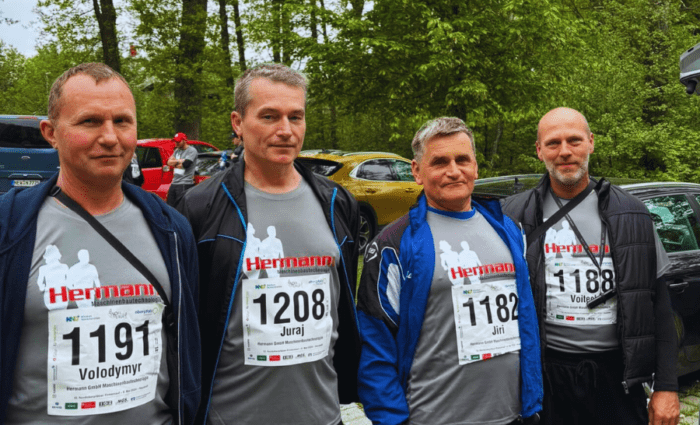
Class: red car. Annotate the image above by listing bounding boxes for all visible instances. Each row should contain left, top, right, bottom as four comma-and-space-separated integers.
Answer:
136, 138, 219, 201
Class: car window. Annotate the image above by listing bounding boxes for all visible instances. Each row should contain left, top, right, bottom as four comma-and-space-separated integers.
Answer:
0, 122, 51, 148
355, 159, 396, 181
644, 195, 700, 253
196, 156, 223, 177
297, 158, 342, 176
391, 160, 415, 182
137, 147, 163, 169
194, 144, 217, 153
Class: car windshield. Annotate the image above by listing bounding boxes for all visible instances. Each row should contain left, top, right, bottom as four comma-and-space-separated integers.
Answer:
297, 158, 342, 176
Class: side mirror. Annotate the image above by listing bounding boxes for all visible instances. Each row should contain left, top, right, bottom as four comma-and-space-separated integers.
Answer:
680, 42, 700, 96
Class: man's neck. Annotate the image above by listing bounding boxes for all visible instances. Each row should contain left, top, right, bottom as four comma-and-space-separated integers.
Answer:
56, 173, 124, 215
244, 159, 301, 194
549, 175, 591, 199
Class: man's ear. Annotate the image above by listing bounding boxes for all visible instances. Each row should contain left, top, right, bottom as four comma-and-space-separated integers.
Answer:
535, 141, 543, 161
411, 159, 423, 185
40, 119, 58, 150
231, 111, 243, 137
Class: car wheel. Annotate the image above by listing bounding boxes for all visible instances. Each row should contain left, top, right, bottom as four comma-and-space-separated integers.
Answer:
359, 209, 375, 254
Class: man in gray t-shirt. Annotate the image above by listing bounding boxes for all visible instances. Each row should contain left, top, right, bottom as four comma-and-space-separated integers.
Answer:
356, 117, 543, 425
177, 64, 361, 424
166, 132, 198, 208
0, 63, 200, 424
501, 107, 679, 425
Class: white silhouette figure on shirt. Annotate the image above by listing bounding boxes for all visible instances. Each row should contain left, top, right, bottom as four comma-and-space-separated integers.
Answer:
67, 249, 102, 308
260, 226, 284, 278
37, 245, 69, 310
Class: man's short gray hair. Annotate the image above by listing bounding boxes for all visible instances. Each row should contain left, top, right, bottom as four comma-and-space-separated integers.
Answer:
234, 64, 307, 116
48, 62, 131, 122
411, 117, 475, 161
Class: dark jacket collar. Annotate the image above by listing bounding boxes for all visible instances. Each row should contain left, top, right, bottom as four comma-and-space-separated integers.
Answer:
0, 173, 176, 247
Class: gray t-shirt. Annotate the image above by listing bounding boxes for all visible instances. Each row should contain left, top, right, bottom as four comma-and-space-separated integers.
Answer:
543, 189, 671, 353
6, 196, 172, 424
407, 208, 521, 425
171, 146, 198, 185
207, 178, 342, 425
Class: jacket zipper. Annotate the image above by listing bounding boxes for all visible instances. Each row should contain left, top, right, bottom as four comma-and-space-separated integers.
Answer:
173, 232, 183, 425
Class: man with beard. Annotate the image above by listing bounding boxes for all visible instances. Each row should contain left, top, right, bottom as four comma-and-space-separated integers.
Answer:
501, 107, 679, 425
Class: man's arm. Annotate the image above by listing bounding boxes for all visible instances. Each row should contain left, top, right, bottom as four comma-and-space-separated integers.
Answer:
357, 239, 409, 425
648, 274, 680, 425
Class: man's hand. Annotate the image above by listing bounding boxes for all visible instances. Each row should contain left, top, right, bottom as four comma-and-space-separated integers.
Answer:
167, 157, 181, 168
648, 390, 680, 425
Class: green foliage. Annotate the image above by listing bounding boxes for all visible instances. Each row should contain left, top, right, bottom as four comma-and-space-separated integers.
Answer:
3, 0, 700, 182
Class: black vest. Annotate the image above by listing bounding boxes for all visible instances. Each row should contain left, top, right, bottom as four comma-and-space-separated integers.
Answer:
501, 175, 657, 388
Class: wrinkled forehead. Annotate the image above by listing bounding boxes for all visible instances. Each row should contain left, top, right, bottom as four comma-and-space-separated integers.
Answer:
537, 112, 590, 142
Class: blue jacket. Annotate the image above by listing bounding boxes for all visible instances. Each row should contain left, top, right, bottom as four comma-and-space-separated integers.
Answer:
0, 175, 201, 424
356, 195, 543, 425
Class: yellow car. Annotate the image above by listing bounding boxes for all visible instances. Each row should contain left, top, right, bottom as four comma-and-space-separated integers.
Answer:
298, 150, 422, 250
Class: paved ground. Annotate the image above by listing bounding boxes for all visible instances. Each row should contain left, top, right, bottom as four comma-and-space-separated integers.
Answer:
341, 403, 372, 425
341, 378, 700, 425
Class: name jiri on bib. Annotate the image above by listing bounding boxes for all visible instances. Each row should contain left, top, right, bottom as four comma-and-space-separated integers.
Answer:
451, 278, 521, 365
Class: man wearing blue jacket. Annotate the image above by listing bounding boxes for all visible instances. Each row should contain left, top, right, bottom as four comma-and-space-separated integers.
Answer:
357, 117, 543, 425
0, 63, 201, 424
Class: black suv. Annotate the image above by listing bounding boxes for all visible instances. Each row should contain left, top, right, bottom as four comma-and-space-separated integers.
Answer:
0, 115, 59, 194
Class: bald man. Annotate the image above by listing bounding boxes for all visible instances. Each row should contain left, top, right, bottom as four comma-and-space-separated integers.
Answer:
501, 108, 679, 425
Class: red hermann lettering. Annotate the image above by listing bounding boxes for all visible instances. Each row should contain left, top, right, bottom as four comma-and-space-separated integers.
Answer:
49, 286, 69, 304
495, 263, 505, 273
283, 257, 298, 268
298, 257, 310, 267
69, 289, 84, 301
119, 284, 135, 297
261, 259, 271, 269
322, 256, 333, 266
246, 257, 261, 271
134, 284, 150, 296
94, 285, 120, 299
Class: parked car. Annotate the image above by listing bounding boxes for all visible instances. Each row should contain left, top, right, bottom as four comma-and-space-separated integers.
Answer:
136, 138, 218, 201
297, 150, 422, 251
0, 115, 60, 194
472, 174, 700, 376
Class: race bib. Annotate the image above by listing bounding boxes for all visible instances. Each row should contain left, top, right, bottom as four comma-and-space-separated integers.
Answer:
545, 257, 616, 325
47, 303, 164, 416
451, 280, 521, 365
242, 274, 332, 366
173, 168, 185, 175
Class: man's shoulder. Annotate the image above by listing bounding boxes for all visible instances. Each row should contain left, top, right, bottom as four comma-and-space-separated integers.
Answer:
604, 182, 647, 212
501, 188, 538, 219
374, 213, 411, 249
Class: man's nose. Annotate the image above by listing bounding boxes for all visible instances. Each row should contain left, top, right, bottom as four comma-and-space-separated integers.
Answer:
559, 141, 573, 156
276, 117, 293, 137
100, 121, 119, 146
446, 160, 460, 177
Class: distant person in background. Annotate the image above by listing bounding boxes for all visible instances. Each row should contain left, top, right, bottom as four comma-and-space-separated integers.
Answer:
166, 132, 198, 207
123, 151, 144, 186
231, 131, 244, 162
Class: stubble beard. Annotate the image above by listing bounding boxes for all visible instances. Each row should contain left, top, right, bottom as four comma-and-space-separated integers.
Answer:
546, 154, 590, 188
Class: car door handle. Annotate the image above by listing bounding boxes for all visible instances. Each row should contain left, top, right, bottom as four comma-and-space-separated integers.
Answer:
365, 189, 378, 194
404, 188, 416, 192
669, 282, 689, 293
